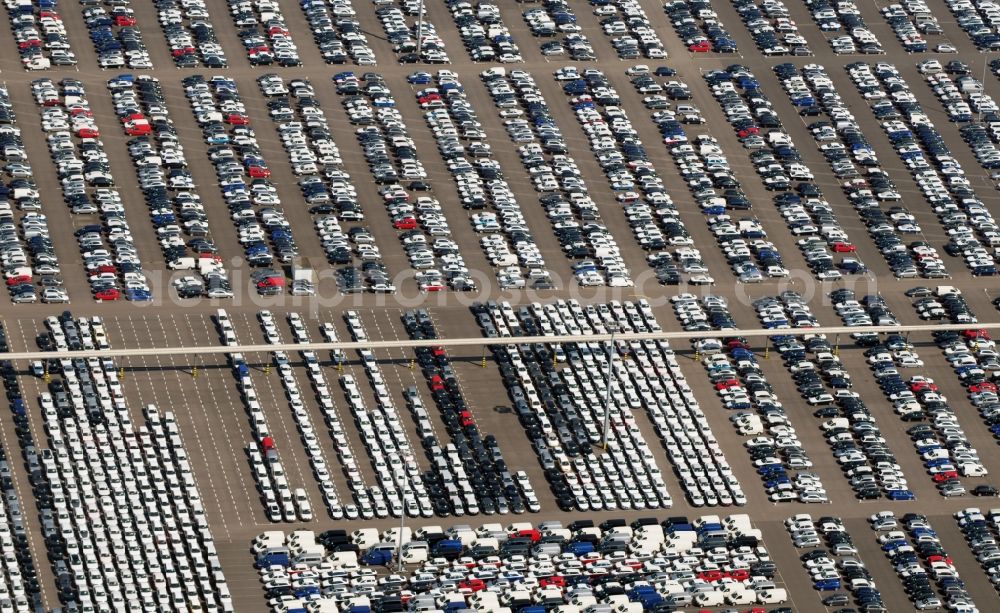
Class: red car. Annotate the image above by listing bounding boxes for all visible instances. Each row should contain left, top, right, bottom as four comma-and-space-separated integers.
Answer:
247, 166, 271, 178
512, 529, 540, 542
226, 113, 249, 125
737, 126, 759, 138
393, 217, 417, 230
969, 382, 997, 393
689, 41, 712, 52
458, 579, 485, 592
77, 127, 100, 138
94, 289, 120, 301
539, 576, 565, 588
832, 242, 856, 252
910, 382, 938, 392
698, 570, 723, 582
933, 471, 958, 482
459, 410, 474, 427
964, 329, 991, 340
5, 275, 30, 286
715, 379, 740, 390
430, 375, 444, 391
114, 15, 136, 25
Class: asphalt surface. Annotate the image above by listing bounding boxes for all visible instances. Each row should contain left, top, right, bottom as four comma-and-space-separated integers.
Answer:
1, 0, 1000, 610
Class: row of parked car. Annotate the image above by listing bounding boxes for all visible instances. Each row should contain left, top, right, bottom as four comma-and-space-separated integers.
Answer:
875, 512, 979, 612
403, 309, 537, 516
82, 0, 152, 68
37, 313, 233, 612
925, 68, 1000, 176
419, 70, 550, 290
777, 62, 946, 279
944, 0, 1000, 49
6, 0, 76, 69
731, 0, 811, 56
108, 74, 231, 298
0, 326, 40, 610
256, 515, 790, 612
155, 0, 227, 67
558, 68, 670, 279
524, 0, 596, 60
484, 67, 631, 287
265, 310, 356, 521
880, 0, 942, 52
955, 508, 1000, 592
596, 0, 665, 59
33, 78, 152, 302
924, 289, 1000, 464
833, 288, 989, 497
775, 323, 914, 501
227, 0, 301, 65
215, 310, 304, 523
445, 0, 520, 62
562, 66, 694, 283
297, 0, 375, 64
338, 309, 445, 518
375, 1, 450, 64
786, 513, 885, 609
664, 0, 737, 53
478, 300, 676, 512
184, 74, 299, 276
685, 296, 827, 503
257, 74, 372, 296
315, 316, 416, 519
0, 84, 65, 304
339, 70, 477, 292
849, 61, 1000, 276
805, 0, 884, 53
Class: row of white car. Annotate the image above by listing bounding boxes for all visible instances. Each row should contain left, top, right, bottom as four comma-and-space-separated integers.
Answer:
338, 310, 443, 518
215, 310, 303, 523
256, 515, 789, 612
258, 311, 331, 522
39, 313, 232, 611
318, 318, 429, 519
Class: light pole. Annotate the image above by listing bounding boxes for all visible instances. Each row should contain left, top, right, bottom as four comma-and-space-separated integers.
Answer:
415, 0, 425, 61
601, 326, 617, 450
